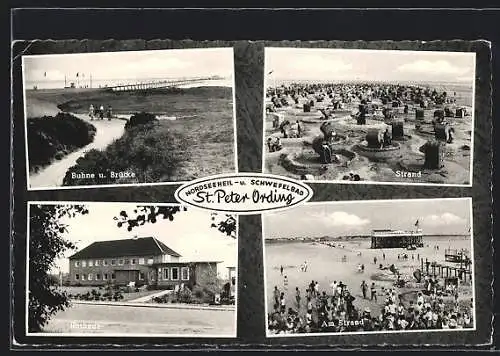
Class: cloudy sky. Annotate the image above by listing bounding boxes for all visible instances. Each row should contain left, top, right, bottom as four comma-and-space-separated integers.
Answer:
263, 199, 471, 239
31, 203, 237, 276
23, 48, 234, 83
265, 48, 475, 83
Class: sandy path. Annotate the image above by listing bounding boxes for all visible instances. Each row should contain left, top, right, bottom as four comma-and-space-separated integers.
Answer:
29, 114, 126, 189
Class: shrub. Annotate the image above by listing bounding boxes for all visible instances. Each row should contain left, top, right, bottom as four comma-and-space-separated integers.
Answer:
125, 112, 158, 130
27, 113, 96, 172
178, 287, 193, 304
63, 114, 185, 186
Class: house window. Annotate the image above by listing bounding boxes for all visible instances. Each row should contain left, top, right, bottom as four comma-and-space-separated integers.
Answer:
74, 261, 80, 267
111, 273, 116, 280
181, 267, 189, 281
131, 258, 136, 265
171, 267, 179, 281
124, 259, 130, 265
118, 259, 124, 266
139, 272, 145, 281
103, 260, 109, 266
111, 259, 116, 266
96, 273, 101, 280
75, 274, 80, 280
81, 274, 86, 281
163, 268, 169, 280
147, 258, 154, 265
88, 273, 93, 280
88, 260, 93, 267
82, 261, 87, 267
103, 273, 108, 280
139, 258, 145, 265
95, 260, 101, 266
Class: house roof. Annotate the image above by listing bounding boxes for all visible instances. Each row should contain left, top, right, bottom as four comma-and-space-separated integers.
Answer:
69, 236, 181, 259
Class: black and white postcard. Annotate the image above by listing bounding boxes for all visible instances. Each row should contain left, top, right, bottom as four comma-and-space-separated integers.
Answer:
26, 202, 237, 337
263, 48, 475, 186
263, 198, 474, 336
23, 48, 237, 190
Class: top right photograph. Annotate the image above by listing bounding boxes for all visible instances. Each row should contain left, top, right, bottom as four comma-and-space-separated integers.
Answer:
263, 47, 475, 186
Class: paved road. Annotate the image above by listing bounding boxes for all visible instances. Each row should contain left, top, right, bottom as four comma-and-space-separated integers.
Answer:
29, 114, 126, 189
42, 303, 236, 336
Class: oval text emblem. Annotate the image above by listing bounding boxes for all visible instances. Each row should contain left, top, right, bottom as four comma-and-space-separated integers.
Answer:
175, 173, 314, 214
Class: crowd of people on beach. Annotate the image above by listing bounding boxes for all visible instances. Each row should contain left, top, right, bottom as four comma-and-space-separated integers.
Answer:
88, 104, 113, 120
268, 257, 474, 334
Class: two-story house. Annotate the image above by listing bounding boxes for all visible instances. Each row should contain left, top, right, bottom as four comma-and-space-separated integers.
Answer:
68, 236, 221, 289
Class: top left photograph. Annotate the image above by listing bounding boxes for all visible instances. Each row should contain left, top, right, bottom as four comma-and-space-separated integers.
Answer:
22, 47, 237, 190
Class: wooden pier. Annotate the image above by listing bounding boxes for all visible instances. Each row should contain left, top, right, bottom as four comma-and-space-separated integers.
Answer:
420, 257, 473, 283
106, 77, 220, 92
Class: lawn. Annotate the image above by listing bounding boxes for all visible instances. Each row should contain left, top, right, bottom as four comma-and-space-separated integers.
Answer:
58, 286, 160, 302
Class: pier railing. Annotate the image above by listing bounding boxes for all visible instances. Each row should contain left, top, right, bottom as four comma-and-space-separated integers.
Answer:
106, 77, 221, 92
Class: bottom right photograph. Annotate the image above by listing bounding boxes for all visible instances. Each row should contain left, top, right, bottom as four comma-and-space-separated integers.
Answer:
263, 197, 475, 336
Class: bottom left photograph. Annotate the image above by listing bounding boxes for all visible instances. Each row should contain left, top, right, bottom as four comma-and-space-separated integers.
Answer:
25, 201, 238, 337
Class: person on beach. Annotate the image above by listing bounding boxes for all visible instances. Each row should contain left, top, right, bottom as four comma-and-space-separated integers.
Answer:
279, 292, 286, 313
314, 281, 320, 296
361, 264, 365, 272
330, 280, 338, 296
361, 280, 368, 299
89, 104, 95, 119
370, 283, 377, 301
273, 286, 280, 306
374, 256, 378, 265
306, 297, 313, 313
280, 265, 284, 276
283, 275, 289, 291
303, 261, 308, 272
295, 287, 301, 310
383, 252, 386, 260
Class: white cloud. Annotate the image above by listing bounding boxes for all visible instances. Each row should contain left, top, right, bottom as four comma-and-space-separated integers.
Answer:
396, 60, 469, 76
425, 212, 465, 225
310, 211, 370, 227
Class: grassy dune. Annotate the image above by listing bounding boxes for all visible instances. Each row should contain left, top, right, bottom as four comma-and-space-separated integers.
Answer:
34, 87, 236, 185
